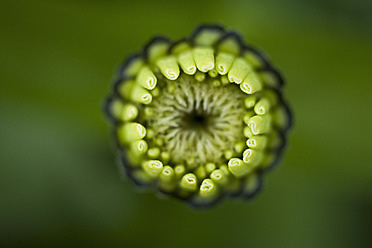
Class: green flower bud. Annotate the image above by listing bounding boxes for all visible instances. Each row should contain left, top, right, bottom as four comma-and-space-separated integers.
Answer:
120, 104, 138, 122
156, 56, 180, 80
193, 47, 215, 73
177, 50, 197, 75
199, 179, 218, 198
180, 173, 198, 191
228, 58, 253, 84
136, 66, 157, 90
142, 160, 163, 178
117, 122, 146, 144
216, 52, 235, 75
104, 24, 292, 207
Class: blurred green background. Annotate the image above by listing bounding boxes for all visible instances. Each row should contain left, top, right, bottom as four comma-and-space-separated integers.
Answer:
1, 0, 371, 247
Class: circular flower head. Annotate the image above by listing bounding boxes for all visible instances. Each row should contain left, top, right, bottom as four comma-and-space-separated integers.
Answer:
105, 25, 292, 207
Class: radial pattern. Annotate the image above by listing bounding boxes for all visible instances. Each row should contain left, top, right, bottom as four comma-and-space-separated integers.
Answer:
105, 25, 292, 206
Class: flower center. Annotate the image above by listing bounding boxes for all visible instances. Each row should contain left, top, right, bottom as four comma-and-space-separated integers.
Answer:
182, 108, 210, 131
144, 74, 246, 167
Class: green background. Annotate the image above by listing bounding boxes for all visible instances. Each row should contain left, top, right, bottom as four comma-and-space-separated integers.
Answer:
1, 0, 371, 247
